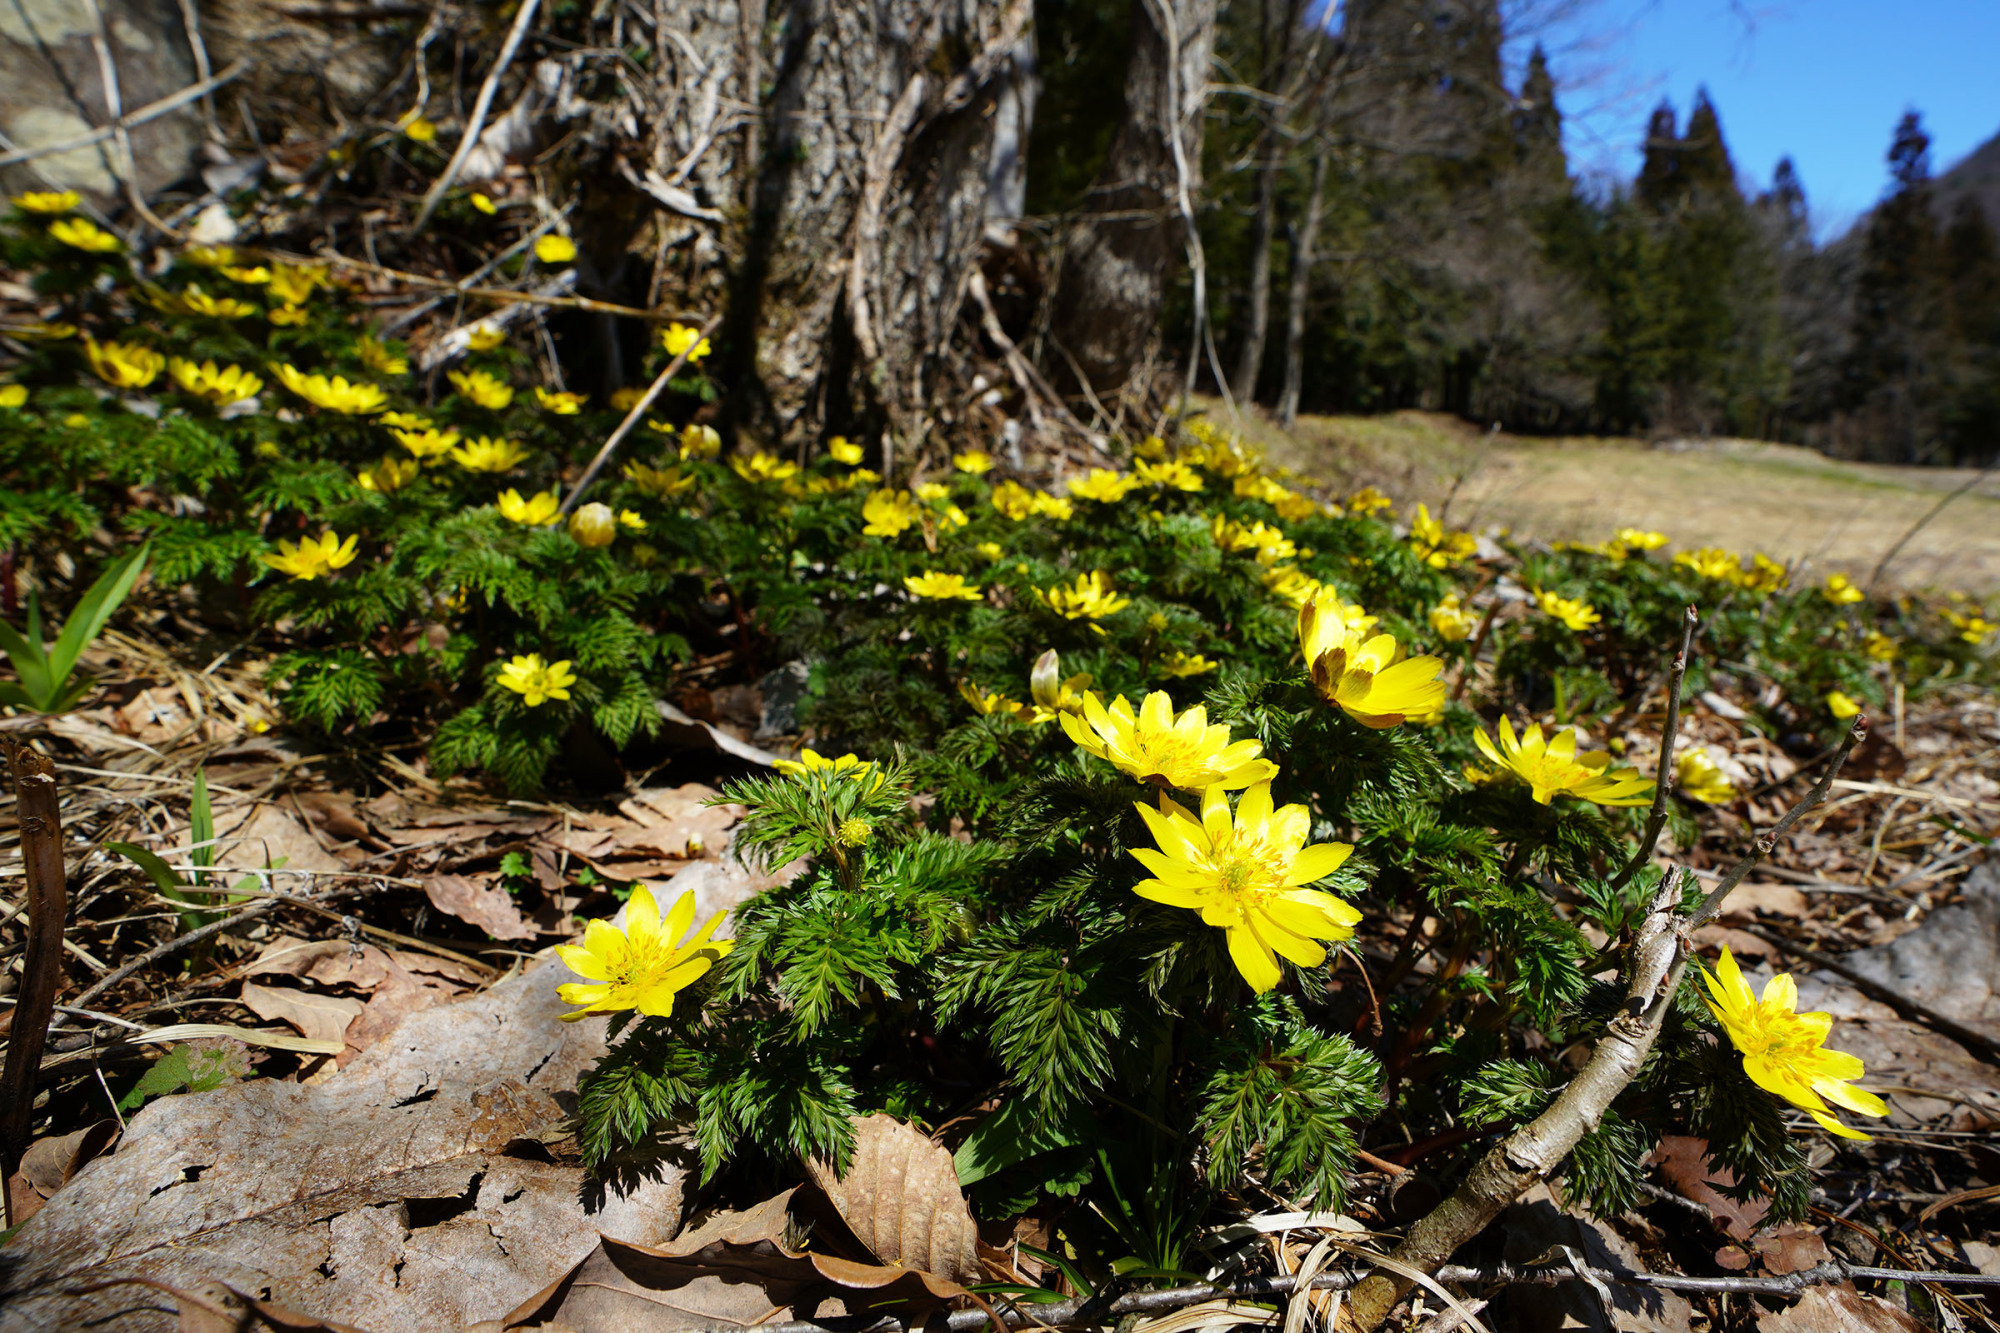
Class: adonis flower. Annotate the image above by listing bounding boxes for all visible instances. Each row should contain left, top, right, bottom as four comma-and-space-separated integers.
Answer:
534, 387, 584, 414
1063, 691, 1277, 791
448, 368, 514, 410
1826, 691, 1862, 720
497, 488, 560, 525
990, 480, 1037, 520
1130, 782, 1360, 994
13, 190, 80, 213
959, 679, 1027, 719
1674, 547, 1741, 583
1537, 590, 1601, 632
1135, 458, 1204, 492
1407, 503, 1477, 568
662, 322, 711, 362
904, 571, 982, 601
1429, 592, 1479, 642
49, 217, 121, 252
533, 234, 577, 264
0, 385, 24, 409
830, 436, 864, 465
262, 530, 359, 581
450, 436, 529, 472
167, 358, 262, 405
1039, 570, 1130, 621
357, 457, 420, 493
773, 748, 886, 793
1702, 947, 1887, 1140
1157, 651, 1218, 678
497, 653, 577, 706
624, 461, 696, 499
267, 263, 326, 306
357, 336, 408, 376
1298, 589, 1443, 728
390, 426, 462, 459
274, 364, 387, 414
1212, 516, 1296, 565
555, 884, 733, 1022
1473, 717, 1653, 806
861, 489, 919, 538
730, 451, 800, 484
569, 503, 617, 548
952, 449, 994, 475
1068, 468, 1143, 503
1944, 608, 1995, 645
1676, 748, 1737, 804
84, 337, 164, 390
1261, 565, 1322, 610
464, 323, 506, 352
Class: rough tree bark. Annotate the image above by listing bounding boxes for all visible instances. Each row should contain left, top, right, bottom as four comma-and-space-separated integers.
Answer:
1276, 150, 1327, 427
1230, 151, 1278, 403
1045, 0, 1217, 403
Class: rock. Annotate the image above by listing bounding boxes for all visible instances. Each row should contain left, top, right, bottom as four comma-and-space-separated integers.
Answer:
1831, 860, 2000, 1038
756, 660, 813, 738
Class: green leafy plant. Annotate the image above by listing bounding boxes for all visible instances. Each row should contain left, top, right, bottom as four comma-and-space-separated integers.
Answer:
0, 542, 148, 712
108, 770, 274, 934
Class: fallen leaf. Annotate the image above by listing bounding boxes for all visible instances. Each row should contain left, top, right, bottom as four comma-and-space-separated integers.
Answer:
425, 873, 538, 941
212, 803, 347, 876
1754, 1286, 1930, 1332
1718, 881, 1810, 922
20, 1120, 120, 1198
239, 982, 366, 1045
7, 954, 683, 1332
1650, 1136, 1770, 1241
1501, 1184, 1693, 1333
1693, 925, 1776, 959
804, 1113, 983, 1285
340, 956, 460, 1056
1753, 1224, 1831, 1276
248, 936, 394, 991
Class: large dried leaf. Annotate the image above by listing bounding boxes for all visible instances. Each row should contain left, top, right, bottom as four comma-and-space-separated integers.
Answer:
239, 982, 366, 1046
488, 1189, 969, 1333
804, 1114, 982, 1285
1753, 1287, 1930, 1333
1649, 1136, 1769, 1242
424, 872, 538, 940
2, 955, 683, 1333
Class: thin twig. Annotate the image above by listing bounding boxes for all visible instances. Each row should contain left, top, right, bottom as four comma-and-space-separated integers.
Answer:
308, 250, 657, 318
412, 0, 544, 231
1866, 455, 1997, 594
1737, 924, 2000, 1068
557, 314, 721, 517
1612, 606, 1698, 889
1, 741, 67, 1225
1688, 716, 1868, 930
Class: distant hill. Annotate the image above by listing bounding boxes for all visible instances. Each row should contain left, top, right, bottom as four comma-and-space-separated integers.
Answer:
1936, 127, 2000, 225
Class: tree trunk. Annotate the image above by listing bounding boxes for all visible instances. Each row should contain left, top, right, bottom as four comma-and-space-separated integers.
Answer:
672, 0, 1030, 454
1231, 145, 1279, 403
1045, 0, 1217, 403
1277, 150, 1327, 427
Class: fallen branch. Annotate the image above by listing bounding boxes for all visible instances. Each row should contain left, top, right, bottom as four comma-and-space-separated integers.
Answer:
304, 250, 660, 319
558, 314, 723, 517
411, 0, 544, 232
1, 741, 67, 1224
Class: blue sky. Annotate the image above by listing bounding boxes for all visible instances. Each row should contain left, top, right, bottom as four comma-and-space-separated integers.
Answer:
1521, 0, 2000, 238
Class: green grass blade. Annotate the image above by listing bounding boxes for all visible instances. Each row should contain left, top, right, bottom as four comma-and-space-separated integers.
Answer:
47, 543, 149, 690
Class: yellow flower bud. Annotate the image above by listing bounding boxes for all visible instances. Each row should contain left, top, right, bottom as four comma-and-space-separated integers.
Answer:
568, 502, 618, 548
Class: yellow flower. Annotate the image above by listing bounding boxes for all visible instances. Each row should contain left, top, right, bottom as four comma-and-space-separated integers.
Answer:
167, 357, 263, 405
358, 456, 419, 492
380, 411, 431, 430
773, 748, 886, 793
730, 451, 800, 484
49, 217, 121, 252
266, 264, 326, 305
262, 530, 359, 581
1027, 649, 1092, 725
14, 190, 80, 213
1826, 691, 1862, 720
1862, 631, 1900, 662
1211, 516, 1297, 565
1346, 486, 1392, 517
1135, 458, 1204, 492
534, 234, 577, 264
390, 426, 462, 459
1407, 503, 1476, 568
402, 115, 437, 143
913, 481, 948, 503
448, 368, 514, 409
450, 436, 529, 471
680, 424, 722, 459
1613, 527, 1668, 553
221, 265, 272, 285
862, 488, 920, 538
462, 322, 506, 352
64, 413, 90, 428
618, 509, 647, 532
1068, 468, 1142, 503
1738, 553, 1790, 592
990, 480, 1036, 519
1820, 574, 1864, 604
1945, 609, 1996, 645
1062, 691, 1277, 791
471, 192, 498, 215
267, 303, 309, 327
0, 385, 26, 409
1271, 488, 1319, 523
830, 436, 864, 465
959, 679, 1026, 719
1537, 590, 1601, 632
183, 244, 235, 267
357, 335, 408, 376
497, 653, 577, 706
1130, 782, 1359, 995
905, 571, 982, 601
1675, 748, 1737, 804
1029, 491, 1074, 521
1297, 589, 1442, 729
610, 387, 645, 413
1261, 565, 1322, 610
1702, 947, 1888, 1140
662, 322, 711, 362
273, 364, 386, 414
535, 387, 584, 414
1473, 718, 1654, 806
497, 488, 560, 525
84, 337, 164, 390
1040, 570, 1131, 622
569, 502, 618, 547
1429, 593, 1479, 642
953, 449, 994, 474
975, 541, 1004, 561
623, 461, 696, 498
1674, 546, 1737, 582
176, 284, 258, 318
1158, 651, 1217, 678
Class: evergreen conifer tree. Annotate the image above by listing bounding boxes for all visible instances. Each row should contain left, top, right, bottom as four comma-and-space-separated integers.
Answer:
1845, 111, 1950, 460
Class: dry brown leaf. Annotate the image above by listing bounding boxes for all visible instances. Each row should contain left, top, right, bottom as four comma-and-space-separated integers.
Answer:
340, 957, 460, 1056
1752, 1225, 1831, 1276
212, 803, 348, 876
425, 873, 539, 941
20, 1120, 119, 1198
7, 955, 681, 1333
1753, 1286, 1930, 1332
249, 937, 394, 991
804, 1113, 982, 1285
1650, 1136, 1770, 1241
240, 982, 366, 1046
1718, 881, 1810, 921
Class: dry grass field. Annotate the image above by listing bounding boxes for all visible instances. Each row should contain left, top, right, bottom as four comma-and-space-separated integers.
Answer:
1197, 402, 2000, 594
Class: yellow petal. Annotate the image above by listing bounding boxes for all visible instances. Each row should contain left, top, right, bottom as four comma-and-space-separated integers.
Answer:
1226, 926, 1285, 994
